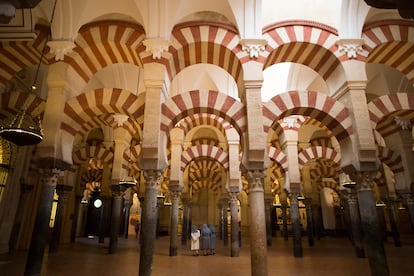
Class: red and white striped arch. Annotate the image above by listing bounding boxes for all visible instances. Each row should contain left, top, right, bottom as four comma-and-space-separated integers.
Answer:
0, 25, 49, 86
298, 146, 341, 169
0, 91, 45, 120
161, 90, 246, 136
368, 93, 414, 137
263, 90, 352, 141
61, 88, 145, 137
377, 146, 404, 173
177, 113, 231, 134
363, 20, 414, 84
191, 180, 221, 195
181, 144, 229, 172
155, 22, 244, 88
267, 146, 288, 172
72, 145, 114, 166
263, 21, 346, 81
66, 21, 146, 87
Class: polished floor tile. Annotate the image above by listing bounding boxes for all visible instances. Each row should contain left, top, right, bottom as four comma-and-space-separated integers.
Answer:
1, 233, 414, 275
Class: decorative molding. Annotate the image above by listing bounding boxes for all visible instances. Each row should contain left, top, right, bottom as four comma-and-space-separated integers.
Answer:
47, 40, 76, 61
283, 117, 297, 128
394, 116, 411, 130
143, 39, 170, 59
240, 38, 267, 59
336, 39, 364, 59
113, 114, 129, 126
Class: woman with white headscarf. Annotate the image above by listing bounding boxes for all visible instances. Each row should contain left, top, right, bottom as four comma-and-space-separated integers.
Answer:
190, 225, 200, 256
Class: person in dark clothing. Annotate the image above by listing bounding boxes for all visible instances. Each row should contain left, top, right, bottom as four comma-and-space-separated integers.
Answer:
201, 224, 211, 255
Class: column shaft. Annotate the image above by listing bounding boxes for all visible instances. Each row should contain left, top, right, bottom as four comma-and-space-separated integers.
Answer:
290, 194, 303, 258
169, 190, 181, 256
229, 193, 240, 257
387, 200, 402, 247
304, 198, 314, 247
108, 188, 123, 254
24, 169, 60, 276
347, 195, 365, 258
247, 171, 268, 276
49, 185, 72, 253
357, 186, 389, 276
139, 171, 160, 276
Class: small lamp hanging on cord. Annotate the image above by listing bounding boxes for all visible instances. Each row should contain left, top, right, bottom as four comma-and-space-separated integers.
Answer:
0, 0, 58, 146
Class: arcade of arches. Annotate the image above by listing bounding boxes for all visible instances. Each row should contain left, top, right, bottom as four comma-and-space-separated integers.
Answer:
0, 1, 414, 275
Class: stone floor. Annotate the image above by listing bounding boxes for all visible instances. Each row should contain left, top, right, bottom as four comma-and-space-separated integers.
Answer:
1, 233, 414, 275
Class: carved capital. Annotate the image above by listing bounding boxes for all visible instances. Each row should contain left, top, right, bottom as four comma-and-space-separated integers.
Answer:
113, 113, 129, 127
143, 39, 170, 59
337, 39, 364, 59
240, 38, 267, 59
394, 116, 412, 130
47, 40, 76, 61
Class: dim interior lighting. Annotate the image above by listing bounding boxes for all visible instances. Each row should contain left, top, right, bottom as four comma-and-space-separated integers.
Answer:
119, 175, 137, 188
0, 0, 58, 146
376, 200, 386, 207
341, 180, 356, 189
0, 108, 43, 146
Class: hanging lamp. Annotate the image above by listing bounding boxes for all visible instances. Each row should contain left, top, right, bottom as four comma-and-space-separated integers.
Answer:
0, 0, 58, 146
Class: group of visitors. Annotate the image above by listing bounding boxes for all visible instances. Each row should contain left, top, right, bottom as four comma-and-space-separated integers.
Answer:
190, 224, 216, 256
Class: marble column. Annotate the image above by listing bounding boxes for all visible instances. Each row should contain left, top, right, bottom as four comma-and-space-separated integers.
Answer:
386, 199, 402, 247
264, 195, 272, 246
217, 200, 223, 240
289, 192, 303, 258
24, 168, 62, 276
49, 184, 72, 253
108, 185, 123, 254
229, 191, 240, 257
312, 203, 322, 240
401, 193, 414, 232
9, 183, 34, 252
123, 200, 133, 239
246, 170, 268, 276
169, 187, 182, 256
346, 193, 365, 258
357, 172, 390, 276
139, 170, 161, 276
304, 198, 314, 247
221, 198, 229, 246
281, 202, 289, 241
98, 196, 110, 243
181, 197, 190, 245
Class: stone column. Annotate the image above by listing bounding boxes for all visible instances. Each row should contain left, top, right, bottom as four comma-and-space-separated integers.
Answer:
217, 200, 223, 240
221, 197, 229, 246
24, 167, 63, 276
281, 202, 289, 241
181, 196, 190, 245
346, 192, 365, 258
386, 199, 402, 247
123, 199, 133, 239
229, 191, 240, 257
98, 196, 110, 243
289, 192, 303, 258
169, 187, 182, 256
9, 183, 34, 252
401, 193, 414, 232
49, 184, 72, 253
312, 202, 322, 240
264, 195, 272, 246
304, 198, 314, 247
108, 185, 123, 254
246, 170, 268, 276
357, 172, 390, 276
139, 170, 161, 276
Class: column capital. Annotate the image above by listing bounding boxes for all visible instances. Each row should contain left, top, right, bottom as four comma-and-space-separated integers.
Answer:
47, 40, 76, 61
240, 38, 267, 59
336, 38, 364, 59
143, 38, 170, 59
356, 171, 376, 191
